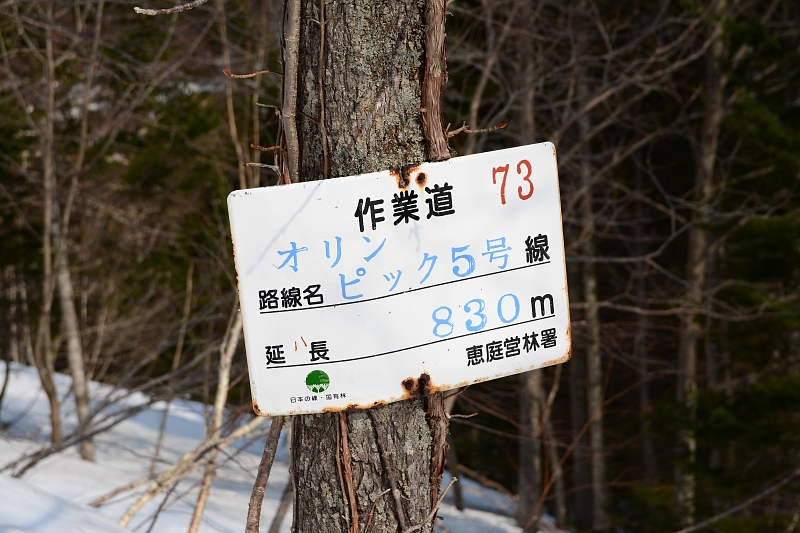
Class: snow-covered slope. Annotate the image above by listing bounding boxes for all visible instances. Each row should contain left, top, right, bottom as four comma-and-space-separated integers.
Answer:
0, 362, 528, 532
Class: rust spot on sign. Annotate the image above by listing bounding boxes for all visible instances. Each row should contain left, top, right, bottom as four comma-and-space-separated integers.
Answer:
416, 172, 427, 188
390, 163, 422, 189
322, 400, 385, 413
401, 372, 436, 398
252, 400, 264, 416
565, 323, 572, 359
542, 353, 572, 367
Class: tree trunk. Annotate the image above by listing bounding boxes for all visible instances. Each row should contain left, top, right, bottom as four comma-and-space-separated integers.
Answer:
543, 367, 566, 526
55, 228, 96, 462
675, 3, 727, 526
516, 22, 545, 527
288, 1, 449, 532
19, 277, 35, 368
35, 0, 62, 444
517, 371, 543, 532
634, 160, 656, 486
187, 305, 242, 533
5, 267, 20, 364
568, 262, 591, 529
636, 270, 657, 488
577, 78, 607, 532
52, 199, 94, 462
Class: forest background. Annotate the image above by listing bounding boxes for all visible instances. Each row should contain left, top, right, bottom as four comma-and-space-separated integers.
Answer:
1, 0, 800, 532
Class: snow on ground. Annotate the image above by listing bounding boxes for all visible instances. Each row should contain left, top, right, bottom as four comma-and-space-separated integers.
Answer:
0, 362, 527, 533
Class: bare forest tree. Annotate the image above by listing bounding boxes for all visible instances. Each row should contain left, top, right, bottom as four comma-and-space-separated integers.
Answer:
284, 0, 451, 531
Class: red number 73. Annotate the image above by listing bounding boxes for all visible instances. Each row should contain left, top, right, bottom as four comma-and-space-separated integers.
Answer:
492, 159, 533, 205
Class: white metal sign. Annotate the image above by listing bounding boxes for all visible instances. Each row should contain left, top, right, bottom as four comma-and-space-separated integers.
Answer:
228, 142, 570, 416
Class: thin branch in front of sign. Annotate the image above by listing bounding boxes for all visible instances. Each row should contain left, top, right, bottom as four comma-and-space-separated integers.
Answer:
281, 0, 301, 183
421, 0, 451, 161
248, 146, 286, 182
445, 121, 507, 138
296, 110, 319, 126
134, 0, 207, 16
426, 393, 450, 517
336, 412, 360, 532
223, 69, 283, 79
368, 410, 409, 531
250, 143, 287, 157
256, 103, 281, 114
363, 489, 391, 533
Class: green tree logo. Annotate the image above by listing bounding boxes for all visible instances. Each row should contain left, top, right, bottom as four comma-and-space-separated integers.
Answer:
306, 370, 330, 393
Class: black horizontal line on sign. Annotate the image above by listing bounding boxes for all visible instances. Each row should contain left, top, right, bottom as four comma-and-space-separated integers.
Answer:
264, 313, 556, 369
259, 260, 552, 315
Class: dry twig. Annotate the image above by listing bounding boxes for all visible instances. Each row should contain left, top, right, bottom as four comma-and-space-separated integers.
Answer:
312, 0, 331, 179
362, 489, 391, 533
447, 412, 478, 419
368, 410, 408, 531
134, 0, 207, 16
89, 475, 149, 507
223, 69, 282, 79
446, 122, 507, 138
338, 412, 360, 533
245, 416, 286, 533
244, 163, 281, 175
250, 144, 287, 157
421, 0, 450, 161
281, 0, 301, 183
118, 415, 265, 527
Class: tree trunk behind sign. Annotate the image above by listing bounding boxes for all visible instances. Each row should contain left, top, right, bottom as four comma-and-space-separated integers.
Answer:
286, 1, 450, 532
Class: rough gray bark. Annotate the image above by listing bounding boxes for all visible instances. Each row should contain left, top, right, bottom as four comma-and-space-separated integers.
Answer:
292, 399, 446, 533
295, 0, 428, 181
289, 1, 449, 532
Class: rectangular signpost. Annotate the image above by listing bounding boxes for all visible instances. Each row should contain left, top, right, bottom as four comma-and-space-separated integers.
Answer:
228, 142, 570, 416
